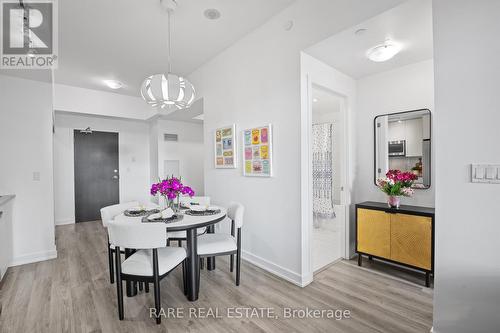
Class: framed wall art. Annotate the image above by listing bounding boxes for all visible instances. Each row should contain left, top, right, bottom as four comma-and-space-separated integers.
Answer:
243, 124, 273, 177
214, 124, 237, 168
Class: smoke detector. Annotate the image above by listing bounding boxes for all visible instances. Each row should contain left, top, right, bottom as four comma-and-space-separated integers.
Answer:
283, 20, 294, 31
204, 8, 221, 20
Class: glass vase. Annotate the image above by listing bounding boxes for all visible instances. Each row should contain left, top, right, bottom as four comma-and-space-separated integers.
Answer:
167, 195, 180, 213
387, 195, 401, 209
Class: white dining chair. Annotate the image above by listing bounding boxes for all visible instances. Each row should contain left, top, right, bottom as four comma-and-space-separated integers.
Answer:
100, 201, 139, 284
179, 196, 211, 207
197, 202, 244, 285
107, 220, 186, 325
168, 196, 211, 247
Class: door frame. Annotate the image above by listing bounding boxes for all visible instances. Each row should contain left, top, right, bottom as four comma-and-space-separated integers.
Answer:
300, 53, 354, 286
310, 84, 348, 273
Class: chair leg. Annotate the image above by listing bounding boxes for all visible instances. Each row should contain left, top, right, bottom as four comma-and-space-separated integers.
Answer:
108, 244, 114, 284
139, 282, 143, 291
167, 239, 170, 246
236, 253, 241, 286
236, 230, 241, 286
200, 258, 204, 270
145, 283, 149, 293
115, 247, 124, 320
153, 249, 161, 325
154, 279, 161, 324
178, 240, 182, 247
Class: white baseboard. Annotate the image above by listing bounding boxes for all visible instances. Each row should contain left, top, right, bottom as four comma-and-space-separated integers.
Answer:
55, 218, 75, 225
242, 250, 308, 287
10, 248, 58, 267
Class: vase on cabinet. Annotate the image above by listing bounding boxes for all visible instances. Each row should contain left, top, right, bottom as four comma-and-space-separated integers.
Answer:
387, 195, 401, 209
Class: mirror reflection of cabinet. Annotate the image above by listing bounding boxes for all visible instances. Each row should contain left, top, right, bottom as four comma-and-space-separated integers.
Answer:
374, 109, 431, 189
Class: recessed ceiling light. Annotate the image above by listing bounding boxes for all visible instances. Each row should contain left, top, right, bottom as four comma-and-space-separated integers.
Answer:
204, 8, 221, 20
103, 80, 123, 89
367, 40, 402, 62
313, 98, 318, 103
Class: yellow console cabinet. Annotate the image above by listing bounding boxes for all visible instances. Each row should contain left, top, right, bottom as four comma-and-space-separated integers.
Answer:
356, 202, 435, 287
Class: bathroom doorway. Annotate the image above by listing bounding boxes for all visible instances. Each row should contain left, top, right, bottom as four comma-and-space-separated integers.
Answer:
311, 86, 346, 272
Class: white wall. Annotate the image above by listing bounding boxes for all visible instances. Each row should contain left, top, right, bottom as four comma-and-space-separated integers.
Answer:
54, 84, 156, 120
433, 1, 500, 332
0, 74, 57, 265
156, 120, 205, 196
188, 0, 401, 285
53, 113, 151, 224
355, 59, 435, 207
0, 199, 14, 279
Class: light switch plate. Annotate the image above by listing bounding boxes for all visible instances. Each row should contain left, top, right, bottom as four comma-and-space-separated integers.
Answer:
33, 171, 41, 181
472, 164, 500, 184
486, 167, 496, 179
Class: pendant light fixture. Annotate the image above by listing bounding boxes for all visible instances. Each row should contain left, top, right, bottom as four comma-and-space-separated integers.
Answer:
141, 0, 195, 110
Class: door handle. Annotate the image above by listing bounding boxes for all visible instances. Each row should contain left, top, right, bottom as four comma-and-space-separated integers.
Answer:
112, 175, 119, 180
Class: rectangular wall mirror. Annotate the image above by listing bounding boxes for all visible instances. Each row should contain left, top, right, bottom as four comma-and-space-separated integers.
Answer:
374, 109, 431, 189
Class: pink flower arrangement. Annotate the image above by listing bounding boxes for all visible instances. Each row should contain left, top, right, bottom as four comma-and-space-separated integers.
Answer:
150, 176, 195, 202
376, 170, 417, 197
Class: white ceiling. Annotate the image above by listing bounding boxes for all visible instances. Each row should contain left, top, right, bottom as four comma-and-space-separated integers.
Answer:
57, 0, 295, 96
305, 0, 433, 79
1, 0, 294, 96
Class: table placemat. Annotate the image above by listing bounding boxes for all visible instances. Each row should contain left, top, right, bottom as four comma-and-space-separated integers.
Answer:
141, 214, 184, 224
124, 209, 160, 217
184, 209, 221, 216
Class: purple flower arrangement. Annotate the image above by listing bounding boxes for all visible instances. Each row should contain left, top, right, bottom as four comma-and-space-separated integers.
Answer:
150, 177, 195, 204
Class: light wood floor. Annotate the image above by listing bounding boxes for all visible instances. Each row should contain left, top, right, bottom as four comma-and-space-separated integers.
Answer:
0, 221, 433, 333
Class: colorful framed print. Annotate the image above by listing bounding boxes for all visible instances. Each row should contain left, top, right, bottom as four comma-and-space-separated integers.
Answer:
214, 124, 237, 169
242, 124, 273, 177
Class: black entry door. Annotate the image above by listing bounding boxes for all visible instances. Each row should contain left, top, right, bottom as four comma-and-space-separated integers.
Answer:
74, 130, 119, 222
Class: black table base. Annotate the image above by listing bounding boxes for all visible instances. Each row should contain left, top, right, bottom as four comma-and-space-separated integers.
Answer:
185, 228, 199, 301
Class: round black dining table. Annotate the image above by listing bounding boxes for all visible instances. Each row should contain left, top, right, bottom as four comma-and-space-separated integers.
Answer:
114, 206, 227, 301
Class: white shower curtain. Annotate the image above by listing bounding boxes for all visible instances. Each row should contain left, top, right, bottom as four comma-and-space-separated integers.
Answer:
312, 123, 335, 224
